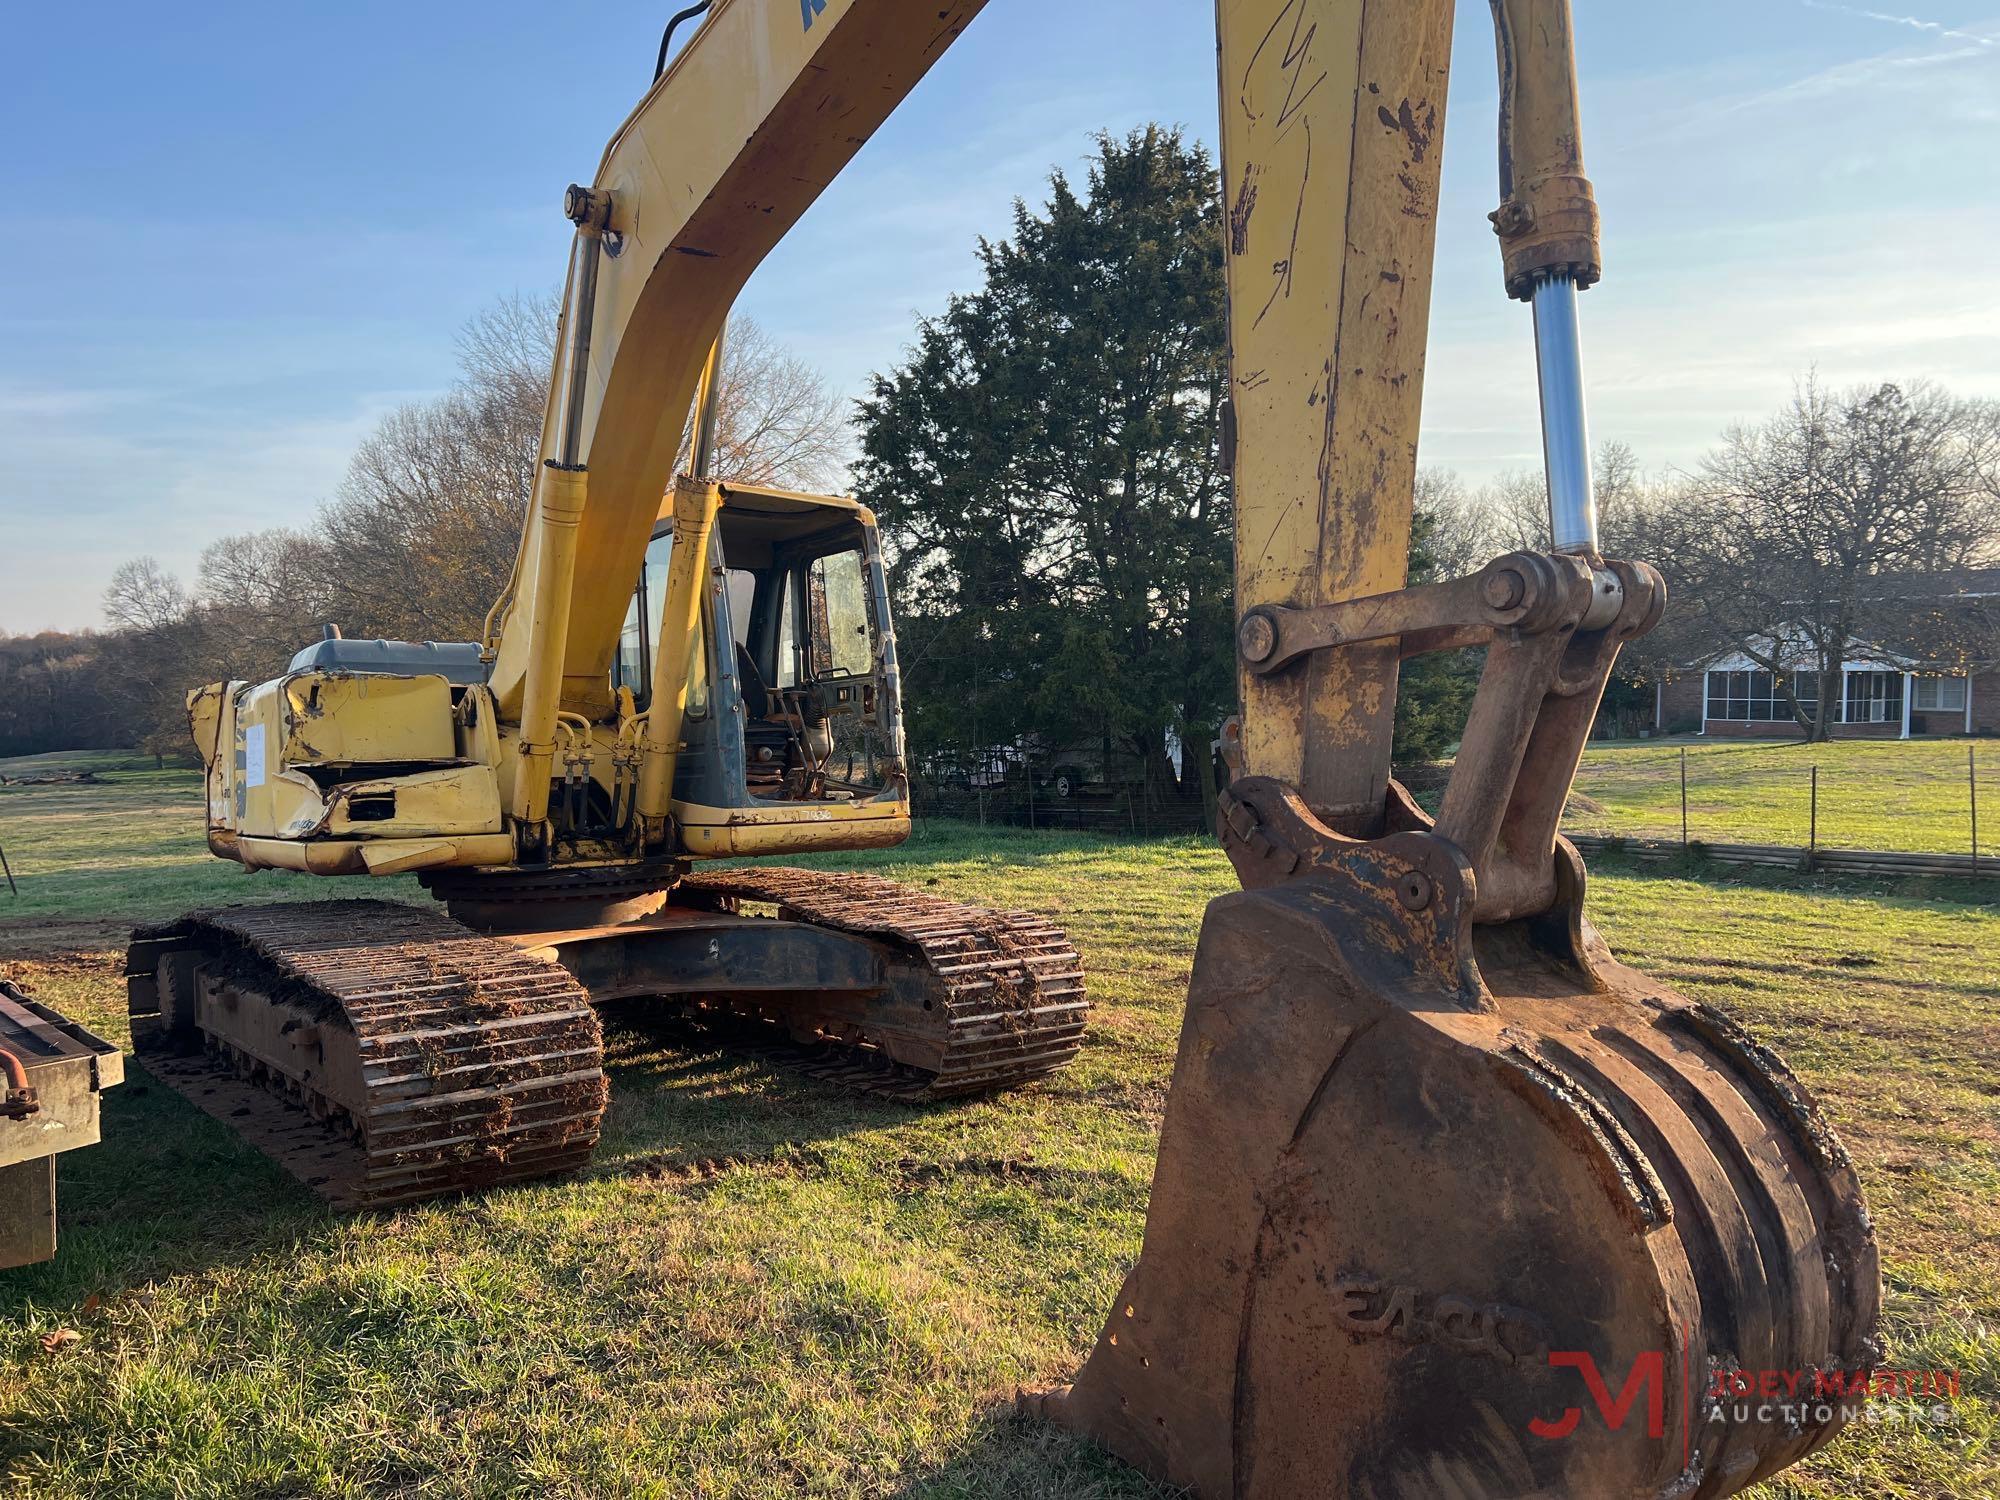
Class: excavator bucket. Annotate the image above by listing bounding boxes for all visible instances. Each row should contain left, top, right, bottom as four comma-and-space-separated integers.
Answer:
1030, 788, 1878, 1497
1032, 554, 1881, 1500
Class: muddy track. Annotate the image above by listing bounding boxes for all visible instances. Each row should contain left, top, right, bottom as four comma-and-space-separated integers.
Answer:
127, 902, 607, 1209
116, 871, 1087, 1206
676, 866, 1088, 1098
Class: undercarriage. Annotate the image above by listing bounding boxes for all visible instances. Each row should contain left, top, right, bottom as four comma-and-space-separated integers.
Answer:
125, 868, 1086, 1207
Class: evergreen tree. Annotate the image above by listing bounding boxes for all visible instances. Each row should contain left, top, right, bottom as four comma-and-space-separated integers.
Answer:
1393, 505, 1481, 763
856, 128, 1232, 798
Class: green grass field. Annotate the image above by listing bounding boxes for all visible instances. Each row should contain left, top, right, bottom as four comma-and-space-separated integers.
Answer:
1565, 736, 1999, 855
1, 754, 1995, 1498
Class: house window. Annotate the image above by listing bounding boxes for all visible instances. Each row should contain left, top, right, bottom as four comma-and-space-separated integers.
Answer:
1912, 675, 1968, 712
1703, 669, 1817, 723
1842, 670, 1904, 724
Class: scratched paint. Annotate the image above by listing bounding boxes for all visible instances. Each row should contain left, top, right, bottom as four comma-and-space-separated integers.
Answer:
1217, 0, 1456, 824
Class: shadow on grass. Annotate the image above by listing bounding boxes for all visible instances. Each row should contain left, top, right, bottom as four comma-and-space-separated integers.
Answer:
0, 1056, 330, 1319
733, 819, 1214, 875
591, 1000, 927, 1175
889, 1402, 1179, 1500
1584, 845, 1997, 909
0, 1003, 944, 1320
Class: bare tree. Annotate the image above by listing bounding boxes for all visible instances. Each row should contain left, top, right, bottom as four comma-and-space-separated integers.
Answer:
319, 391, 534, 641
455, 291, 560, 430
91, 295, 854, 758
1413, 467, 1489, 579
198, 529, 339, 679
98, 559, 212, 760
1667, 378, 2000, 740
310, 295, 559, 641
1478, 468, 1555, 554
104, 558, 190, 634
320, 303, 849, 643
1414, 443, 1655, 575
680, 318, 849, 489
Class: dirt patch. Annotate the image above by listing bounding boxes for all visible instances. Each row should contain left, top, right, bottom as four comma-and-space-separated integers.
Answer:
0, 953, 124, 1025
0, 917, 132, 961
894, 1155, 1082, 1187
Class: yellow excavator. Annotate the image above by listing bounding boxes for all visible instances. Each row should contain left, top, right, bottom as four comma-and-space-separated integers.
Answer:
122, 1, 1878, 1494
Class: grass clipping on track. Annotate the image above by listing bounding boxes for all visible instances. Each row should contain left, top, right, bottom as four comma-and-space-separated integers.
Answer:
0, 752, 1995, 1498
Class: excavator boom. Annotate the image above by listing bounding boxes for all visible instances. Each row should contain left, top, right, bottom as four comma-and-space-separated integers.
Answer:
486, 0, 989, 827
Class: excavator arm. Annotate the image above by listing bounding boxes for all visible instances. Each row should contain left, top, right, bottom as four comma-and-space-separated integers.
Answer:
1025, 3, 1880, 1497
1218, 0, 1455, 831
484, 0, 1609, 834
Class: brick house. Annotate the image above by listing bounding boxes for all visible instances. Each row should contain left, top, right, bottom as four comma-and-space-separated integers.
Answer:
1651, 570, 2000, 740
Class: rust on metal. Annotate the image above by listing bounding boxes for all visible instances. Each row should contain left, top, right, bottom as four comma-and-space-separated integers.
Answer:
127, 901, 607, 1208
674, 866, 1088, 1097
1031, 543, 1879, 1496
0, 981, 124, 1267
123, 870, 1087, 1208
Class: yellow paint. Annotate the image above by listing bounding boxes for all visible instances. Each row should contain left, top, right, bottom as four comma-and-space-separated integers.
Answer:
236, 833, 514, 877
279, 672, 457, 765
323, 766, 502, 839
672, 798, 911, 858
511, 461, 590, 827
181, 0, 1471, 884
229, 679, 324, 840
187, 681, 241, 834
195, 669, 502, 858
1217, 0, 1455, 827
487, 0, 990, 722
635, 475, 723, 839
186, 684, 227, 767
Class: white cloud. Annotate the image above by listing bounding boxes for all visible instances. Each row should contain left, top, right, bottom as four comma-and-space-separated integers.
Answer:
1801, 1, 1995, 47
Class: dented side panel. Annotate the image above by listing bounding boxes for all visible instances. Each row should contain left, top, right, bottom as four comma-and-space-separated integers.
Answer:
280, 671, 457, 766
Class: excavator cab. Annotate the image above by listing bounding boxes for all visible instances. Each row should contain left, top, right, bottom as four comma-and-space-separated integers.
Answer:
614, 485, 904, 810
611, 484, 911, 858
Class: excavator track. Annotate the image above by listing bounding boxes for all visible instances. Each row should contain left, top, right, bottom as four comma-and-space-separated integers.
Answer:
127, 902, 607, 1209
674, 867, 1088, 1099
122, 874, 1084, 1205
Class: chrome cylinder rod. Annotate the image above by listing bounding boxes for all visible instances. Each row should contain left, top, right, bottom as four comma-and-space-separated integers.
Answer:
1530, 270, 1597, 555
691, 319, 730, 479
557, 229, 604, 468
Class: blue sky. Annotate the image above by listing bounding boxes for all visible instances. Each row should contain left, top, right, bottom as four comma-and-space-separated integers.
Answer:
4, 0, 1998, 633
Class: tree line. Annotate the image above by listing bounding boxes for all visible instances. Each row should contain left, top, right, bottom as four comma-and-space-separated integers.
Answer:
1417, 381, 2000, 740
3, 301, 846, 761
8, 124, 1997, 771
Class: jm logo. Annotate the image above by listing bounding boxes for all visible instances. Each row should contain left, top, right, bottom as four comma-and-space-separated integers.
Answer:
1530, 1351, 1667, 1441
802, 0, 828, 29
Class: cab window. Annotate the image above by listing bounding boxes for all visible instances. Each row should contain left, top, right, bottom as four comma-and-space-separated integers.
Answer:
809, 549, 873, 677
609, 530, 709, 717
